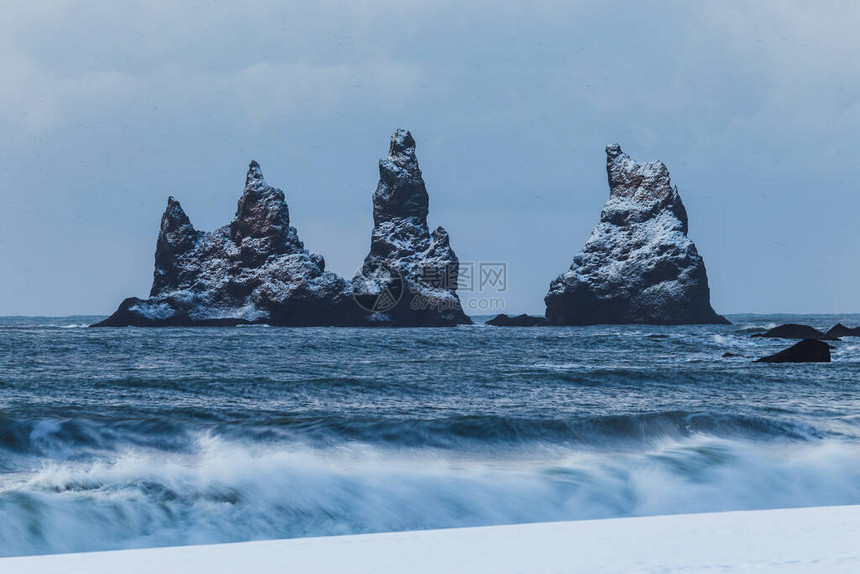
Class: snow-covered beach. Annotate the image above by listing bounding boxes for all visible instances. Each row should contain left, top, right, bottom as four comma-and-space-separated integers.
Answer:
3, 505, 859, 573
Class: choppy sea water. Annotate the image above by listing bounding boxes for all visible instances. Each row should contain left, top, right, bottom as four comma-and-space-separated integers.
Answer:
0, 314, 859, 557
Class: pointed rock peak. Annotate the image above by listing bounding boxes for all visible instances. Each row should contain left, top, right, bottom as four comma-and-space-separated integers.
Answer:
162, 196, 193, 230
373, 129, 428, 224
544, 144, 725, 326
605, 143, 672, 203
385, 129, 419, 171
246, 160, 266, 189
232, 160, 294, 249
431, 226, 451, 248
389, 129, 416, 158
236, 159, 289, 223
152, 196, 199, 296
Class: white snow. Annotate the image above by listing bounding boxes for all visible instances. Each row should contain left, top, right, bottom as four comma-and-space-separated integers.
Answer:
128, 300, 177, 320
3, 505, 859, 573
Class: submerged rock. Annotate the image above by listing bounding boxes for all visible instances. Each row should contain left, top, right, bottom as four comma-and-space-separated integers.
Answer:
352, 130, 471, 326
755, 339, 833, 364
545, 144, 728, 326
825, 323, 860, 338
94, 131, 471, 328
751, 324, 839, 341
486, 314, 548, 327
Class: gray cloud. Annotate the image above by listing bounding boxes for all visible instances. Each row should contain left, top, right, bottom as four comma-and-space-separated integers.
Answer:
1, 1, 858, 315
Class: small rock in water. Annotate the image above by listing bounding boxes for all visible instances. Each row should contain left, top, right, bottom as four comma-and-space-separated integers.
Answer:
751, 324, 839, 341
754, 339, 833, 364
486, 314, 548, 327
722, 352, 741, 358
824, 323, 860, 338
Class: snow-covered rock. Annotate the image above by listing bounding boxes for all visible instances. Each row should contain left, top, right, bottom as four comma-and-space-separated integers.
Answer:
94, 132, 471, 327
94, 161, 362, 327
352, 130, 471, 326
545, 144, 728, 325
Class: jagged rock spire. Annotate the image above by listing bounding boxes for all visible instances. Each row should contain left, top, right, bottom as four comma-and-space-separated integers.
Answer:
387, 129, 418, 168
544, 143, 726, 326
373, 129, 429, 225
99, 159, 351, 327
601, 144, 688, 233
96, 133, 472, 328
151, 197, 201, 296
355, 129, 471, 326
230, 161, 302, 262
606, 144, 674, 203
245, 160, 265, 188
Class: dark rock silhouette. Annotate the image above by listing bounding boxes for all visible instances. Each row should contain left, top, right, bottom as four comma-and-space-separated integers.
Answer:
545, 144, 727, 326
352, 129, 471, 326
486, 314, 548, 327
755, 339, 833, 363
825, 323, 860, 338
722, 352, 742, 358
751, 324, 839, 341
94, 132, 471, 327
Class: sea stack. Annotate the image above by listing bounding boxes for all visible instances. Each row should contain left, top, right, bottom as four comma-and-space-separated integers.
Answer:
94, 131, 472, 328
352, 129, 471, 326
94, 162, 361, 327
545, 144, 728, 325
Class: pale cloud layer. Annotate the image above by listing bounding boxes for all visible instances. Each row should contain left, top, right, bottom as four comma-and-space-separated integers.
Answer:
1, 1, 858, 315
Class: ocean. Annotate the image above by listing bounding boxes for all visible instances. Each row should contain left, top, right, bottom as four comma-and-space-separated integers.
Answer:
0, 314, 858, 557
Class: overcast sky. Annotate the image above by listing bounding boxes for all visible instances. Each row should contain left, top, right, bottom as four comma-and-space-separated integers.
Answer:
1, 1, 858, 316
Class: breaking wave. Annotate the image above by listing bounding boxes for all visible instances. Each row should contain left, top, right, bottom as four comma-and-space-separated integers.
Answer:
1, 434, 859, 557
2, 314, 859, 557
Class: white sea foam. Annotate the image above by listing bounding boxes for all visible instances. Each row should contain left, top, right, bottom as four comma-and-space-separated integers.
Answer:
2, 435, 860, 557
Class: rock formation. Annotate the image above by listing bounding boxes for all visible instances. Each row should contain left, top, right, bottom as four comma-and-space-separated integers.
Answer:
94, 162, 362, 327
755, 339, 833, 363
545, 144, 728, 326
351, 129, 471, 326
751, 324, 839, 341
824, 323, 860, 338
94, 130, 471, 328
486, 314, 548, 327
